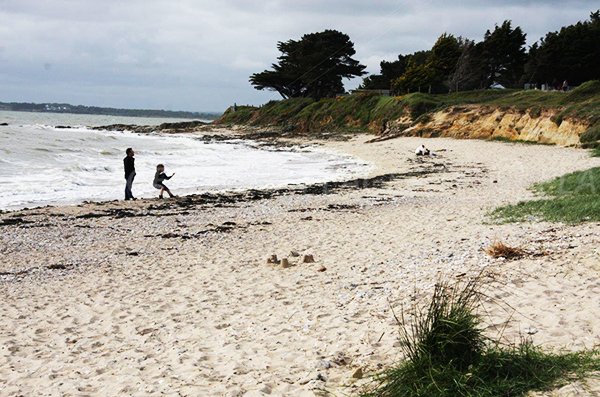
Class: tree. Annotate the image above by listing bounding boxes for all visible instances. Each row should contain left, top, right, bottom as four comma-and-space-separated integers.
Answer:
392, 34, 460, 94
447, 38, 486, 91
360, 55, 407, 90
250, 30, 366, 100
525, 10, 600, 87
427, 34, 461, 92
480, 21, 527, 87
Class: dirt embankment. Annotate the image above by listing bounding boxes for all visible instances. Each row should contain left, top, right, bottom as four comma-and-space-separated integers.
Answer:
381, 105, 589, 146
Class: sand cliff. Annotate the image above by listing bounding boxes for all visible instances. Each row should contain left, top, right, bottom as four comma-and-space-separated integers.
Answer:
381, 105, 589, 146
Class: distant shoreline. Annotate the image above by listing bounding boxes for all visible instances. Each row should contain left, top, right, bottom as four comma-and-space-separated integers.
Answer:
0, 102, 222, 120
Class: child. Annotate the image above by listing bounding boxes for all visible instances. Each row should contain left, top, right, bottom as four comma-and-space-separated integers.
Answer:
153, 164, 176, 198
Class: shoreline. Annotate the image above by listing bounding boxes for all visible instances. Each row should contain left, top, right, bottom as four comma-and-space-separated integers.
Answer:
1, 134, 600, 396
0, 127, 370, 213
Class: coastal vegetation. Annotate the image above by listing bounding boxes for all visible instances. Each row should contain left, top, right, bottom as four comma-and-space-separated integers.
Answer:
234, 11, 600, 147
363, 10, 600, 94
218, 80, 600, 147
250, 30, 366, 100
362, 280, 600, 397
250, 11, 599, 99
492, 166, 600, 223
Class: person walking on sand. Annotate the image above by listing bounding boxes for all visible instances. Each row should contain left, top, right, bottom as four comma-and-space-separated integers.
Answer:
153, 164, 176, 198
123, 148, 136, 200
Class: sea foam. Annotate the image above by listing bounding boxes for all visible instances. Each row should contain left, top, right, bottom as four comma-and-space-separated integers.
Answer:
0, 122, 370, 210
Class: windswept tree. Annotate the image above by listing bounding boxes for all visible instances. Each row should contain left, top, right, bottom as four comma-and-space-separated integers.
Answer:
250, 30, 366, 100
480, 20, 527, 87
392, 34, 460, 94
447, 38, 486, 91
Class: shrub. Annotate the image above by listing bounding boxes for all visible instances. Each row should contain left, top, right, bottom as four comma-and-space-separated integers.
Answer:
580, 124, 600, 143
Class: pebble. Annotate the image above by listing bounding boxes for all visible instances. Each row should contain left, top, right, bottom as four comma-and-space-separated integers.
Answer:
351, 368, 363, 379
318, 360, 332, 369
525, 326, 539, 335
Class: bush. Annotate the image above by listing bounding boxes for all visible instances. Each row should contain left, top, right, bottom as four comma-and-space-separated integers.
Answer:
402, 93, 440, 118
565, 80, 600, 101
580, 124, 600, 143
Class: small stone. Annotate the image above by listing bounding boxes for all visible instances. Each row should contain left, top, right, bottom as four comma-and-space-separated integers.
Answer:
316, 372, 327, 382
290, 250, 300, 257
281, 258, 291, 268
525, 326, 538, 335
318, 360, 332, 369
351, 368, 363, 379
267, 254, 279, 264
303, 254, 315, 263
317, 265, 327, 272
493, 180, 498, 183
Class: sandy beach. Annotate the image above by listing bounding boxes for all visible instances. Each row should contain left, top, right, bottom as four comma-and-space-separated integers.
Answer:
1, 135, 599, 396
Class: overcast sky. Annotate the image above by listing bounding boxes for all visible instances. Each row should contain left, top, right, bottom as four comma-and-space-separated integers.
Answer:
0, 1, 596, 112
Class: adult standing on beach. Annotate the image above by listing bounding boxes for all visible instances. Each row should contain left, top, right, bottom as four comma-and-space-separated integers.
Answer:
124, 148, 136, 200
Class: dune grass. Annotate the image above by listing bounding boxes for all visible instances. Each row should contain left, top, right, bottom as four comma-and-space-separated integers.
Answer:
361, 280, 600, 397
491, 167, 600, 223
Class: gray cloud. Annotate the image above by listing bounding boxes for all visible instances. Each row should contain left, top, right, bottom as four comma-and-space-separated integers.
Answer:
0, 0, 595, 111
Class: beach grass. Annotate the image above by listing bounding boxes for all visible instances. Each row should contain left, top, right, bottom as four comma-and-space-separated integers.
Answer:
491, 167, 600, 223
361, 280, 600, 397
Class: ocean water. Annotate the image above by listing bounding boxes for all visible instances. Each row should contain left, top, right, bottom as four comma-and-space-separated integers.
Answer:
0, 111, 371, 210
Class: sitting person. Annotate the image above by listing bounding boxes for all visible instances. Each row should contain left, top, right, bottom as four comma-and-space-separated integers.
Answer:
415, 144, 430, 156
153, 164, 176, 198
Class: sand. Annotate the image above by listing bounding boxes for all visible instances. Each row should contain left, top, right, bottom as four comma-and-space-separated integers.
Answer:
1, 135, 599, 396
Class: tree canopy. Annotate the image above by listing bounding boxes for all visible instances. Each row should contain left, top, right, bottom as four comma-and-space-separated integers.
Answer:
479, 20, 527, 87
250, 30, 366, 100
525, 10, 600, 87
392, 34, 461, 94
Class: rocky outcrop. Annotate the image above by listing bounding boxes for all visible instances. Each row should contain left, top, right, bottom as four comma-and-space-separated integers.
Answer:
383, 105, 589, 146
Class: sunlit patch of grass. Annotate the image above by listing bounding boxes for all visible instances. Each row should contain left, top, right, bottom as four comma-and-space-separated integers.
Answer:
492, 167, 600, 223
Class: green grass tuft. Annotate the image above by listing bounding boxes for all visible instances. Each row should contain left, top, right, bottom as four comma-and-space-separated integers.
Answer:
362, 280, 600, 397
492, 167, 600, 223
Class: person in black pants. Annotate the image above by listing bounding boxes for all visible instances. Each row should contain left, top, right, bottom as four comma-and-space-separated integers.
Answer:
124, 148, 136, 200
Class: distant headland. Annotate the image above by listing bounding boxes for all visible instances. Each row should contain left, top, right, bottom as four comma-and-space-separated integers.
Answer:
0, 101, 221, 120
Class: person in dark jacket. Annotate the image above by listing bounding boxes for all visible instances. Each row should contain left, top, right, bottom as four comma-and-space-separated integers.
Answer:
124, 148, 136, 200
